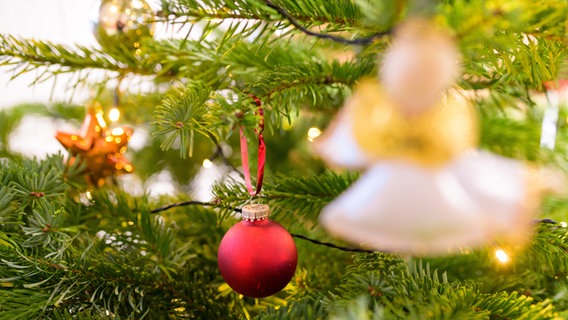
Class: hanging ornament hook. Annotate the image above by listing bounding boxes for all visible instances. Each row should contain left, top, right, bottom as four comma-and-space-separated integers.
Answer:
113, 76, 123, 107
108, 77, 123, 123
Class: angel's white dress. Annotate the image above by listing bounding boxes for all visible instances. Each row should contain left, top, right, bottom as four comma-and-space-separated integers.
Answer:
315, 79, 539, 255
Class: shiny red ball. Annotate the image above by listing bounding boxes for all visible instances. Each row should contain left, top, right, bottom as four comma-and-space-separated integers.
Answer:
218, 219, 298, 298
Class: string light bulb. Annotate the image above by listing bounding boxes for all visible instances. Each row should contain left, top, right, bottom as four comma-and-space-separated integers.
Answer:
109, 107, 120, 122
131, 0, 144, 9
495, 248, 510, 264
111, 127, 124, 136
109, 4, 119, 13
307, 127, 322, 142
202, 159, 214, 169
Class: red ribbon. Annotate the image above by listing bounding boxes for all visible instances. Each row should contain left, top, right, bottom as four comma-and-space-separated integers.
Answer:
240, 95, 265, 196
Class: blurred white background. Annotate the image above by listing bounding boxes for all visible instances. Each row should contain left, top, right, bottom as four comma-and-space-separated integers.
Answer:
0, 0, 97, 108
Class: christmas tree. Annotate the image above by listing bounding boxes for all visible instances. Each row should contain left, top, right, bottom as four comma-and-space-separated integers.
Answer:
2, 0, 568, 319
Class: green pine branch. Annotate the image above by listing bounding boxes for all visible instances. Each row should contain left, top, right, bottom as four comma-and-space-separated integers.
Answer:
1, 0, 568, 318
212, 171, 358, 224
160, 0, 381, 33
152, 82, 219, 158
0, 34, 152, 78
446, 0, 568, 92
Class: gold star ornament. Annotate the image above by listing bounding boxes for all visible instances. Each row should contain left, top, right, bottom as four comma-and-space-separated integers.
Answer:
56, 104, 134, 187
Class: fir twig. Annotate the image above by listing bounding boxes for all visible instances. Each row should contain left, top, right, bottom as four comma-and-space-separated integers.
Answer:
149, 200, 214, 214
263, 0, 391, 45
290, 233, 375, 253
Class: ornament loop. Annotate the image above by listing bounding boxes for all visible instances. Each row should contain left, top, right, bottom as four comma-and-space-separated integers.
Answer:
540, 80, 568, 150
239, 95, 266, 196
241, 204, 270, 221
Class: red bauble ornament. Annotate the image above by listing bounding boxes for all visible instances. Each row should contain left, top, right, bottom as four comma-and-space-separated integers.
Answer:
218, 204, 297, 298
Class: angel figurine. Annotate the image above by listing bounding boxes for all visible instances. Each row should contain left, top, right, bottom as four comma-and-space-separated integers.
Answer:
315, 18, 557, 255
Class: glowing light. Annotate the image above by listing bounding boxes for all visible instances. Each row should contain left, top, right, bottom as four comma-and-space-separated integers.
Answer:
495, 249, 509, 264
111, 127, 124, 136
109, 108, 120, 122
95, 113, 107, 129
131, 0, 144, 9
307, 127, 322, 142
202, 159, 213, 169
109, 4, 119, 13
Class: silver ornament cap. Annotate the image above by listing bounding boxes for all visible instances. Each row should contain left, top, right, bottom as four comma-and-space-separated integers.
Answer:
241, 204, 270, 221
